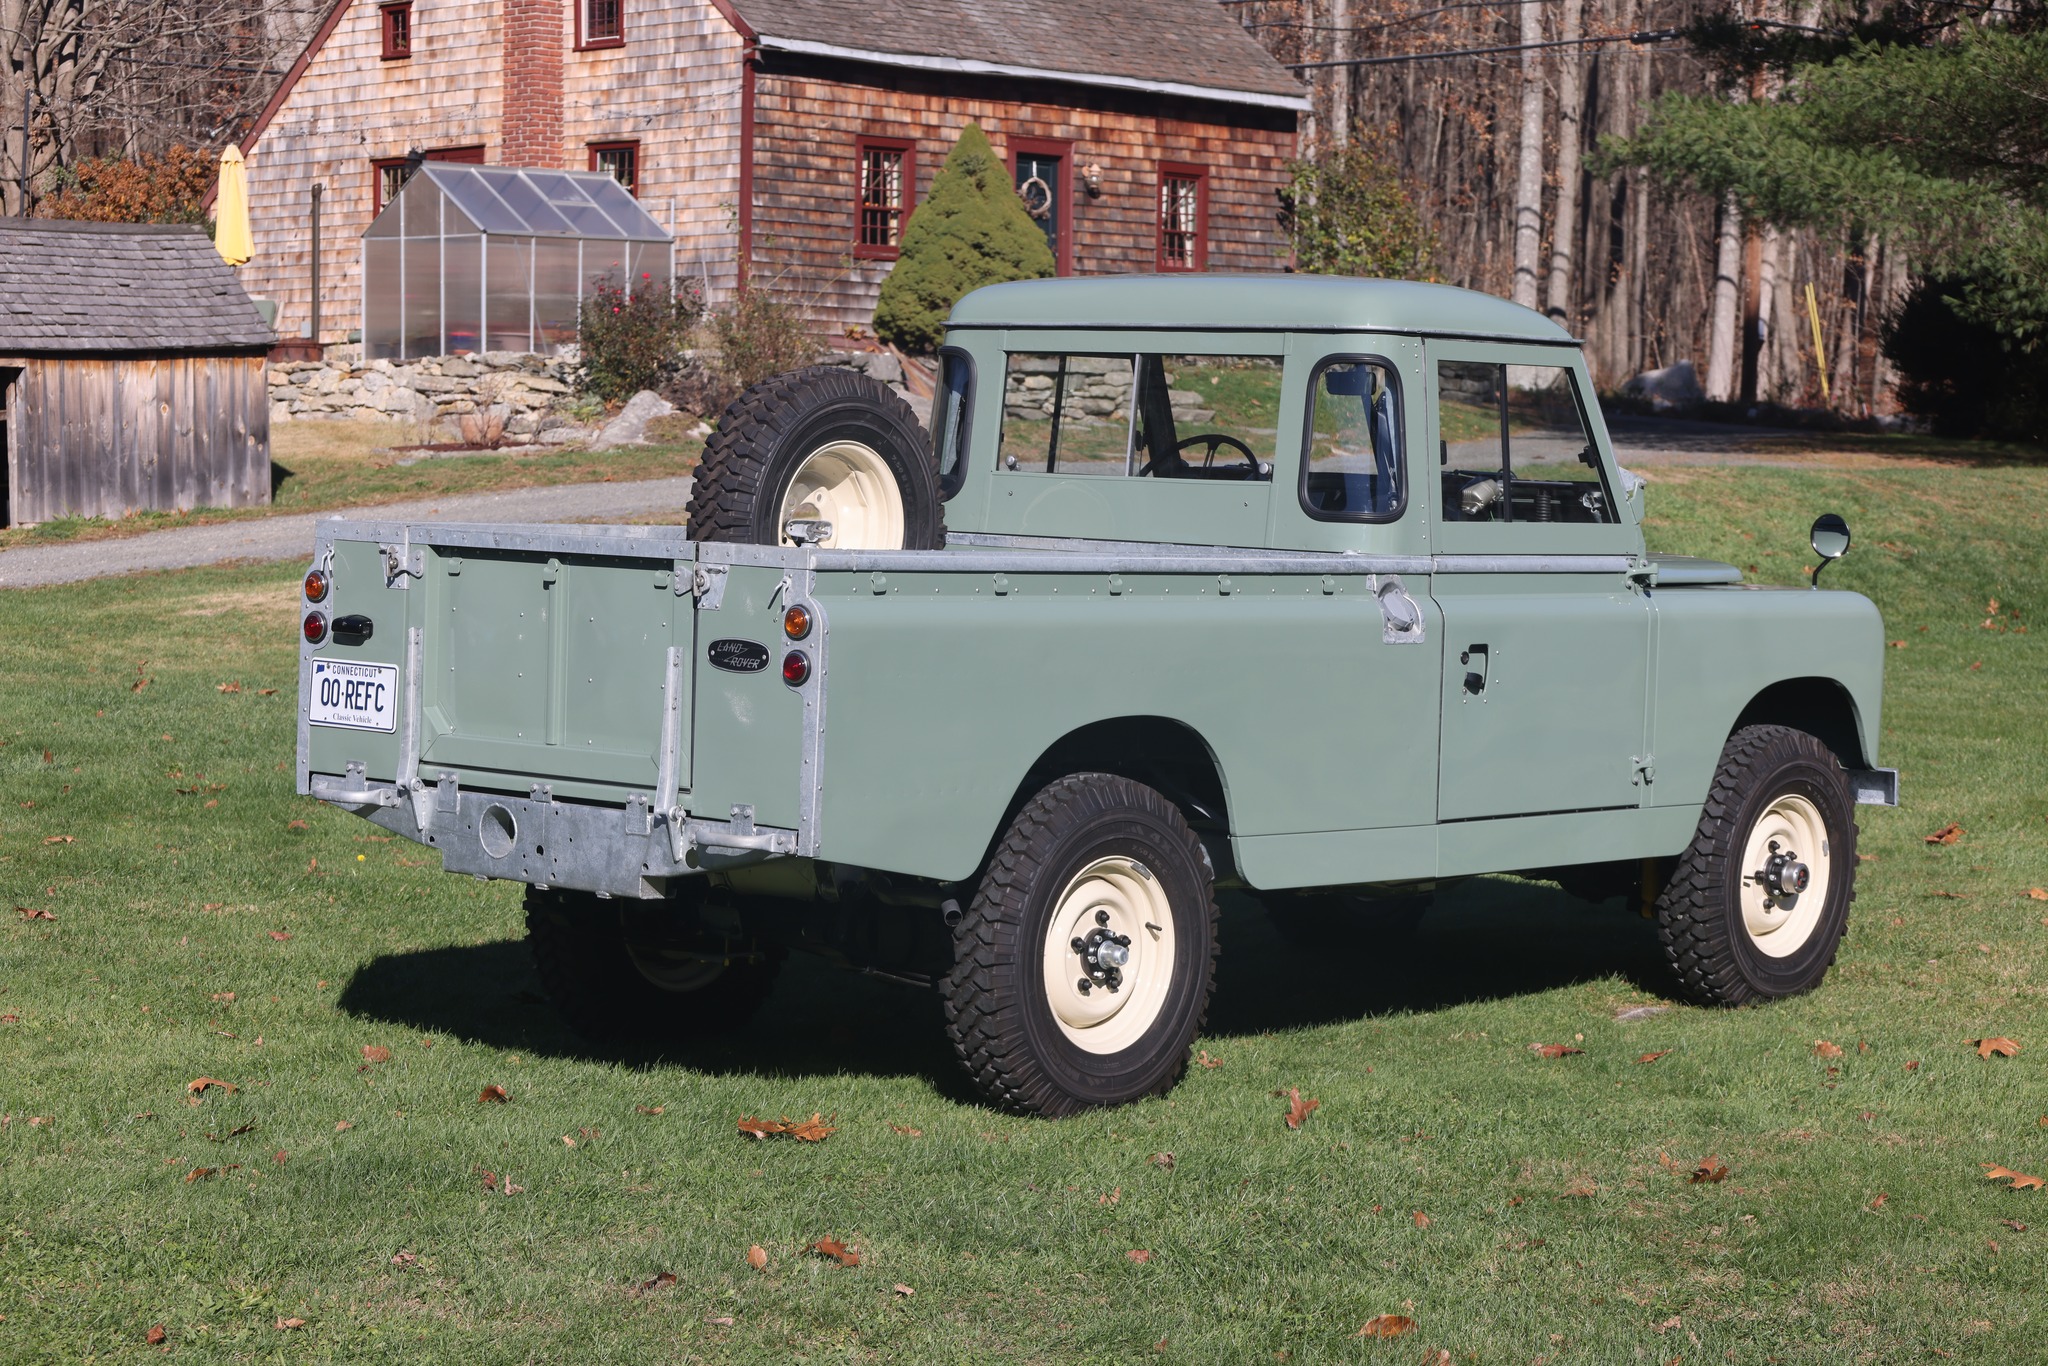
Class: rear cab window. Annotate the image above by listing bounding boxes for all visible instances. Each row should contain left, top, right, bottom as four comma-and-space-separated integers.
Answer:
998, 352, 1283, 481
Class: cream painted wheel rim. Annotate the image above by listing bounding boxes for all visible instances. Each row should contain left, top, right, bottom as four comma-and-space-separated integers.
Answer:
1040, 857, 1177, 1055
777, 440, 905, 549
1738, 792, 1833, 958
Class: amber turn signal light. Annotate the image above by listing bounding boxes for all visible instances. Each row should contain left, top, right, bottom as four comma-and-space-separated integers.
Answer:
303, 568, 329, 603
302, 612, 328, 645
783, 604, 812, 640
781, 649, 810, 686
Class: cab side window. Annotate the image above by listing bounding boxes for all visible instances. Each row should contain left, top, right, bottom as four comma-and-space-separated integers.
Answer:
998, 352, 1281, 480
1302, 358, 1402, 520
1438, 361, 1614, 524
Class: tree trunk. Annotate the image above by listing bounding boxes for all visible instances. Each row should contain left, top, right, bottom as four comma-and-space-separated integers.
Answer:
1510, 0, 1545, 311
1704, 192, 1742, 401
1329, 0, 1350, 148
1544, 0, 1586, 329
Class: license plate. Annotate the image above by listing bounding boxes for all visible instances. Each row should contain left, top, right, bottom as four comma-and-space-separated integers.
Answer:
309, 659, 398, 733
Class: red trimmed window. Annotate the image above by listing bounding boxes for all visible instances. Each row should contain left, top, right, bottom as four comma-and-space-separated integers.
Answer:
379, 2, 412, 60
856, 138, 914, 259
590, 142, 640, 196
577, 0, 624, 48
373, 157, 410, 209
1157, 164, 1207, 272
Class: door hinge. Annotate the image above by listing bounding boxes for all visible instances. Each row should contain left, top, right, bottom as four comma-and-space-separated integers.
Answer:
1631, 755, 1656, 786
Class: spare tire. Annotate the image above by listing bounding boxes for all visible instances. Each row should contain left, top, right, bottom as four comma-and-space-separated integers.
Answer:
687, 365, 944, 550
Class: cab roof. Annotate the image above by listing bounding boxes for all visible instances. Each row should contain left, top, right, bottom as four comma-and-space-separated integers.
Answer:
947, 274, 1574, 344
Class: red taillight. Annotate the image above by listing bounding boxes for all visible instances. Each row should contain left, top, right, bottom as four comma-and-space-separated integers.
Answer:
781, 649, 810, 686
303, 612, 328, 645
303, 568, 329, 603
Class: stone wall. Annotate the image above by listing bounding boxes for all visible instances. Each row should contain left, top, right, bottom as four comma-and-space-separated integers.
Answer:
267, 349, 584, 441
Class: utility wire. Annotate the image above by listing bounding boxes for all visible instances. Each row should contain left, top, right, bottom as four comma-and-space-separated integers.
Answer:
1286, 27, 1685, 69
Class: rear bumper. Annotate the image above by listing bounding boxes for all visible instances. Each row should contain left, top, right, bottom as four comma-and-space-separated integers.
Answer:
309, 771, 798, 899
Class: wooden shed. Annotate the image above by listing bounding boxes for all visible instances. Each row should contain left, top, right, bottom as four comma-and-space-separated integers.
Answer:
0, 220, 276, 528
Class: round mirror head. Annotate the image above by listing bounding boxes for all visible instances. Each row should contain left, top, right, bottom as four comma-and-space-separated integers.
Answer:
1810, 513, 1851, 561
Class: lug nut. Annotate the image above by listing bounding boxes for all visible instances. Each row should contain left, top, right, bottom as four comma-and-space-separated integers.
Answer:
1077, 978, 1092, 995
1095, 909, 1110, 926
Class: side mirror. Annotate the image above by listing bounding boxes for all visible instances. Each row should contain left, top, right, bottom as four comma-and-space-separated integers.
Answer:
1809, 513, 1851, 588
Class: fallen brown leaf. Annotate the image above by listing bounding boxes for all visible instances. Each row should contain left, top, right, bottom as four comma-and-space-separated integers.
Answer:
1196, 1050, 1223, 1069
334, 1120, 353, 1132
1905, 1060, 1921, 1071
1925, 822, 1965, 845
635, 1104, 664, 1115
1813, 1040, 1844, 1059
1869, 1193, 1889, 1210
185, 1077, 237, 1096
888, 1122, 922, 1136
2030, 889, 2048, 902
810, 1237, 859, 1267
784, 1113, 836, 1142
1984, 1164, 2046, 1191
1148, 1151, 1176, 1170
1558, 1180, 1598, 1198
892, 1281, 915, 1297
560, 1135, 576, 1147
478, 1084, 509, 1104
274, 1317, 306, 1331
2001, 1219, 2028, 1232
746, 1244, 768, 1270
274, 1150, 288, 1164
287, 820, 309, 831
1689, 1158, 1730, 1185
1529, 1043, 1584, 1058
1357, 1314, 1415, 1338
738, 1116, 783, 1140
217, 682, 242, 694
1126, 1249, 1152, 1264
1412, 1210, 1431, 1228
1637, 1050, 1671, 1064
16, 906, 54, 921
707, 1315, 735, 1327
41, 835, 74, 845
634, 1271, 677, 1295
1973, 1037, 2022, 1059
1098, 1186, 1122, 1207
267, 929, 292, 941
184, 1166, 219, 1182
146, 1325, 167, 1345
1282, 1087, 1319, 1130
361, 1045, 391, 1063
391, 1251, 418, 1268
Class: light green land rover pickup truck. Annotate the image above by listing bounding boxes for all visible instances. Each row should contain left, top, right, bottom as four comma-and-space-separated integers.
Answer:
297, 276, 1896, 1115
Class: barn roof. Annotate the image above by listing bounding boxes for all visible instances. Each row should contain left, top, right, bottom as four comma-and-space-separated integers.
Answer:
0, 220, 276, 356
725, 0, 1309, 110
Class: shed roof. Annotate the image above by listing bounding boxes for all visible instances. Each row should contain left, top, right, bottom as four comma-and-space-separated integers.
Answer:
363, 164, 672, 241
0, 220, 276, 356
728, 0, 1308, 110
948, 275, 1576, 343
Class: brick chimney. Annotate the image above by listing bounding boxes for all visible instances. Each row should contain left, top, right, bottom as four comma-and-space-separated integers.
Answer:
501, 0, 564, 167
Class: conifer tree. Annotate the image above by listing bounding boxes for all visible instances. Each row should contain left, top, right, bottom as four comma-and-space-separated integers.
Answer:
874, 121, 1055, 353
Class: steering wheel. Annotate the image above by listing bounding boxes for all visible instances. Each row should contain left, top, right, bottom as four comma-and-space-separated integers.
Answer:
1140, 432, 1260, 479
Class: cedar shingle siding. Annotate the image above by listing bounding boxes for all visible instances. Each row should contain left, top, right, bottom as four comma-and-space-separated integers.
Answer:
234, 0, 1303, 347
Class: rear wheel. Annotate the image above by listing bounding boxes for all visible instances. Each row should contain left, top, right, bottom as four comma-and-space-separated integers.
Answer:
1656, 725, 1857, 1005
687, 365, 942, 550
526, 885, 782, 1042
941, 774, 1219, 1116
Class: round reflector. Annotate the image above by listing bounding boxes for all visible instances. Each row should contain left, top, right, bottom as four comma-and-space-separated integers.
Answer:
303, 569, 329, 603
781, 649, 810, 686
302, 612, 328, 645
783, 604, 812, 640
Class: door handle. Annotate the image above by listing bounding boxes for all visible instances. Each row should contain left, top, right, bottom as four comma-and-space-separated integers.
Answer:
1460, 644, 1489, 697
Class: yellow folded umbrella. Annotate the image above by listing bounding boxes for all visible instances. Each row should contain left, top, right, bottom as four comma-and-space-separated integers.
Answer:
214, 145, 253, 266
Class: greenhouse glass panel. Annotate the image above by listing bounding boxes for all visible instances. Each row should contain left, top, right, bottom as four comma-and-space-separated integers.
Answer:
534, 238, 581, 350
443, 236, 483, 354
486, 236, 533, 352
360, 163, 671, 358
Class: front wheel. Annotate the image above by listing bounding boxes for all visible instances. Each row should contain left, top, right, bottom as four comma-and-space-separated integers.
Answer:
941, 775, 1219, 1116
1656, 724, 1858, 1005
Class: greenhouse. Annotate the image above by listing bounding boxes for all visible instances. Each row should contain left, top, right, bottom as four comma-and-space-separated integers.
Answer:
361, 163, 672, 360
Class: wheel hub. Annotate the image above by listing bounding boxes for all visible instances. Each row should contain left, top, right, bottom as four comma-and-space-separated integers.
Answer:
1759, 846, 1811, 900
1072, 913, 1133, 994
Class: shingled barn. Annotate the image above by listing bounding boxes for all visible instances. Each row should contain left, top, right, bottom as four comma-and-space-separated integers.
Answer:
0, 220, 275, 528
232, 0, 1307, 346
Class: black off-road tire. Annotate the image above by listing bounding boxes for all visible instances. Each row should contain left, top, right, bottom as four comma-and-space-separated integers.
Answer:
526, 886, 782, 1043
1655, 725, 1858, 1006
940, 774, 1220, 1117
687, 365, 943, 549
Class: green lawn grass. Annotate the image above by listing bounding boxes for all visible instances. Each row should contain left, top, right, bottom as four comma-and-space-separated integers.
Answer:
0, 420, 701, 553
2, 464, 2044, 1361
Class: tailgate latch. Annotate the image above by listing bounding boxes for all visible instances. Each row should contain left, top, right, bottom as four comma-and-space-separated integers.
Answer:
689, 563, 729, 609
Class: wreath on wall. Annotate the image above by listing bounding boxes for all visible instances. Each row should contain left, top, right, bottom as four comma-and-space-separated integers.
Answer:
1017, 175, 1053, 220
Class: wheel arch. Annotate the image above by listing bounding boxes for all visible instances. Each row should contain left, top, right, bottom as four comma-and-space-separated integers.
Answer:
985, 715, 1235, 873
1729, 676, 1870, 771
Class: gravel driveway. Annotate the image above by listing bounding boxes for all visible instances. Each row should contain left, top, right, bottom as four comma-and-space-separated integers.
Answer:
0, 477, 694, 590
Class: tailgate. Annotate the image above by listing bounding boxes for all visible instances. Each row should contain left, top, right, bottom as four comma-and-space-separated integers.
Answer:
300, 524, 693, 808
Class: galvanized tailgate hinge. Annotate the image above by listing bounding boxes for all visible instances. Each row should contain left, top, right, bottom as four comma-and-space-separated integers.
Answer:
380, 533, 424, 588
687, 562, 728, 609
1631, 754, 1656, 787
